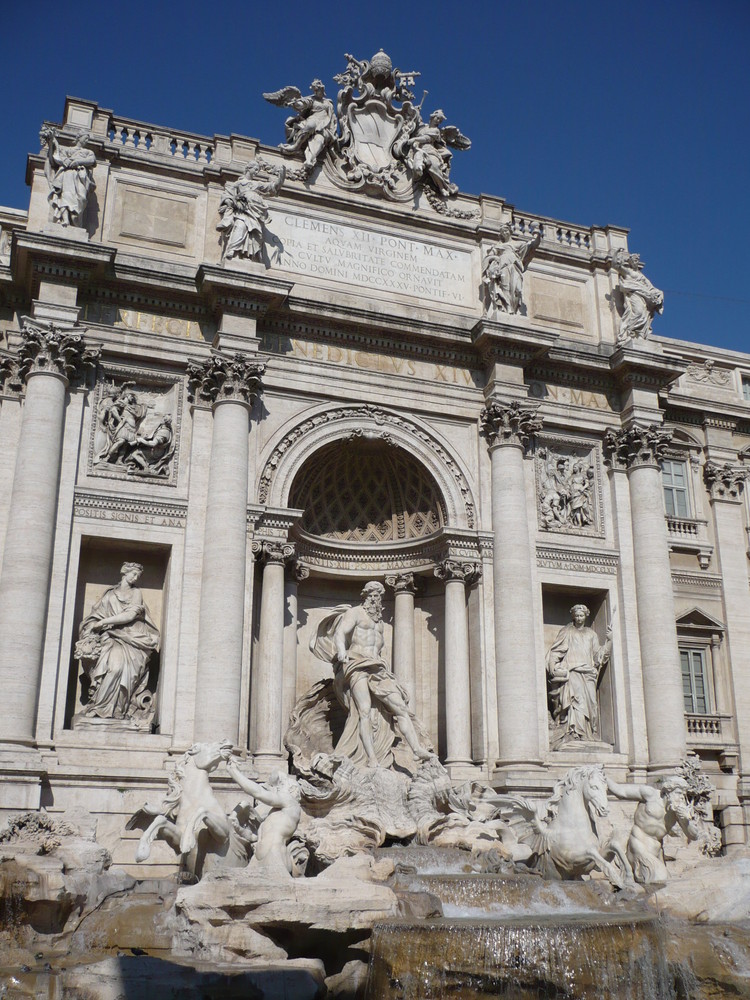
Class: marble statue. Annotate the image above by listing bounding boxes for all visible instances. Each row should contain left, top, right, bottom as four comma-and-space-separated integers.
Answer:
497, 765, 626, 887
546, 604, 611, 745
263, 50, 472, 212
401, 109, 471, 199
606, 773, 721, 885
612, 248, 664, 343
217, 160, 286, 261
127, 741, 253, 878
225, 762, 303, 878
308, 582, 434, 770
482, 223, 541, 316
95, 384, 174, 477
263, 80, 337, 176
40, 126, 96, 228
73, 562, 160, 729
538, 449, 595, 531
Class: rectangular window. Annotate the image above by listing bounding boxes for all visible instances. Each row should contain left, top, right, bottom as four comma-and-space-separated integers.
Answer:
681, 648, 709, 714
662, 459, 690, 518
743, 377, 750, 402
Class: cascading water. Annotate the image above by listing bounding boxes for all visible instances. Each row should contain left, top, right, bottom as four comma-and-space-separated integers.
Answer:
367, 913, 676, 1000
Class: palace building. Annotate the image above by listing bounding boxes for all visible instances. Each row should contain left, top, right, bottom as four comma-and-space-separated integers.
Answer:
1, 53, 750, 868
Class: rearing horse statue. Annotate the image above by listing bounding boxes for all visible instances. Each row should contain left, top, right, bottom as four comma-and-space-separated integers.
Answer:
496, 764, 626, 888
127, 740, 255, 877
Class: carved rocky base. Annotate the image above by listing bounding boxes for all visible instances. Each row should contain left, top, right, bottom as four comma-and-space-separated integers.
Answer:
549, 727, 613, 753
71, 710, 155, 733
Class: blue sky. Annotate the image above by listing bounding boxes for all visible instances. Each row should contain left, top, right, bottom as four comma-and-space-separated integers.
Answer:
3, 0, 748, 353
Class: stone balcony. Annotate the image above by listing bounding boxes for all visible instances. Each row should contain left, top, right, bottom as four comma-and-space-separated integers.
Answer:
685, 712, 733, 748
667, 515, 713, 569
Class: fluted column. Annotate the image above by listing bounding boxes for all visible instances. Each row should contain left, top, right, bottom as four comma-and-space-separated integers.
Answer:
480, 400, 543, 768
251, 540, 295, 764
703, 462, 750, 793
386, 572, 417, 707
282, 558, 309, 742
188, 352, 265, 745
604, 423, 686, 770
434, 559, 480, 766
0, 318, 98, 744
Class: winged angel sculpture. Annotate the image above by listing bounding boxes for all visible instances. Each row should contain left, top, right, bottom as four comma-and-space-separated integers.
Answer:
263, 50, 472, 214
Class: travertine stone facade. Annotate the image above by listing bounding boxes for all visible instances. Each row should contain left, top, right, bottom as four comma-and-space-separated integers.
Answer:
2, 83, 750, 867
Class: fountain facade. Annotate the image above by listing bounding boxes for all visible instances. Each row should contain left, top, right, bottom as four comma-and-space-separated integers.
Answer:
0, 44, 750, 1000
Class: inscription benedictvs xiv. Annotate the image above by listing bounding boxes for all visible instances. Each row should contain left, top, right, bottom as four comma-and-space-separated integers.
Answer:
269, 210, 473, 306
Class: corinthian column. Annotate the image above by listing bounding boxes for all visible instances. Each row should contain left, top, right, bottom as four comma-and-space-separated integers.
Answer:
282, 558, 309, 743
251, 539, 295, 766
703, 461, 750, 794
434, 559, 481, 767
0, 318, 98, 744
480, 399, 543, 770
604, 423, 686, 770
385, 572, 417, 708
188, 352, 265, 745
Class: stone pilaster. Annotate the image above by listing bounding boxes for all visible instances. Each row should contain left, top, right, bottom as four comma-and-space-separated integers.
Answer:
604, 422, 686, 771
480, 399, 543, 774
282, 558, 309, 747
188, 352, 265, 745
0, 318, 99, 744
434, 559, 480, 768
252, 539, 296, 765
703, 460, 750, 811
385, 572, 417, 708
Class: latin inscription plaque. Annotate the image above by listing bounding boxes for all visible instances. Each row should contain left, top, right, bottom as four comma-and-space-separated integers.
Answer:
269, 209, 474, 307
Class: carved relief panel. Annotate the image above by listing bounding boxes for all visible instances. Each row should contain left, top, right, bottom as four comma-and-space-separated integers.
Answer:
88, 368, 183, 485
535, 437, 603, 537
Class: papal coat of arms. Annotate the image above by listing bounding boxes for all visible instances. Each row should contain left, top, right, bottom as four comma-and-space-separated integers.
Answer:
263, 49, 472, 216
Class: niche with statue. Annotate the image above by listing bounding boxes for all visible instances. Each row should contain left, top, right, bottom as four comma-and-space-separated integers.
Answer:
65, 538, 170, 733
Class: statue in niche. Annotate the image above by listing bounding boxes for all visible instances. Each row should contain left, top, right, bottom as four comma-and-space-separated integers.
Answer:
605, 770, 721, 885
263, 80, 337, 176
73, 562, 160, 730
400, 108, 471, 199
94, 384, 175, 477
288, 582, 434, 771
546, 604, 611, 746
612, 248, 664, 344
538, 448, 595, 531
217, 159, 286, 261
482, 222, 541, 316
40, 126, 96, 228
225, 762, 304, 878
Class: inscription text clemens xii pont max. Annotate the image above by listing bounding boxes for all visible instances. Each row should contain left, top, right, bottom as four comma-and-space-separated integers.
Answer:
269, 210, 473, 306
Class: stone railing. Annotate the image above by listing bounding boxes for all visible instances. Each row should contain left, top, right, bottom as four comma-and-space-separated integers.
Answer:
512, 215, 592, 251
685, 713, 728, 741
666, 515, 701, 540
666, 516, 712, 569
105, 116, 214, 164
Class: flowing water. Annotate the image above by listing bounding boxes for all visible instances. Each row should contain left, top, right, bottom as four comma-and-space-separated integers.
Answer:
367, 913, 676, 1000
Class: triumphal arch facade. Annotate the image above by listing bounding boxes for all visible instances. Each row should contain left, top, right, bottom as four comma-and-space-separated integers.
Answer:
2, 50, 750, 866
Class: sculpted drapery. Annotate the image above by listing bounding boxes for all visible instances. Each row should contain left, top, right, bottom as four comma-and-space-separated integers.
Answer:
76, 563, 160, 721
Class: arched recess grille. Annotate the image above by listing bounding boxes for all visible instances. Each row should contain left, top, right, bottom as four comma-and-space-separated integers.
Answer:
290, 440, 446, 542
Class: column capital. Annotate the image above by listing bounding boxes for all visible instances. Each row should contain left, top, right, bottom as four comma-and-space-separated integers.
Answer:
603, 422, 672, 470
434, 559, 481, 586
704, 461, 747, 503
252, 539, 295, 566
480, 399, 542, 452
14, 316, 100, 387
187, 351, 265, 406
385, 572, 417, 595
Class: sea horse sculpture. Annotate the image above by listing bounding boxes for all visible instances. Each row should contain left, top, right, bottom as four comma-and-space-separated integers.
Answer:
495, 764, 627, 887
126, 740, 256, 878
